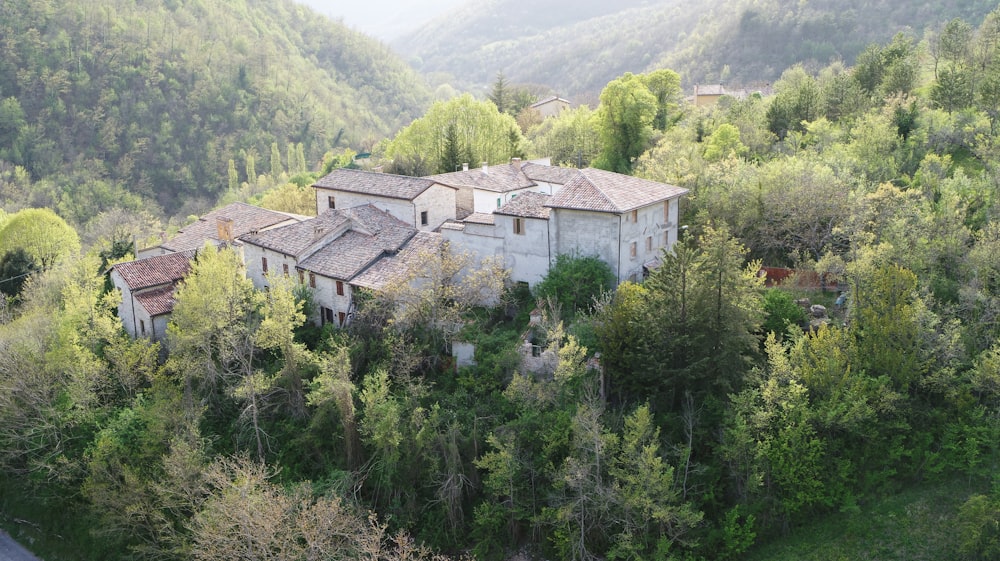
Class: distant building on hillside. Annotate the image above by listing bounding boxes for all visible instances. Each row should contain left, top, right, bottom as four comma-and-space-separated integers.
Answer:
530, 95, 572, 118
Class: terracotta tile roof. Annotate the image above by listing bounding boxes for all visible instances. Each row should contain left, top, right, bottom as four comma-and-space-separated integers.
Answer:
240, 205, 416, 281
495, 191, 552, 219
352, 231, 443, 290
521, 162, 580, 185
162, 202, 301, 253
463, 212, 495, 225
134, 284, 178, 317
112, 251, 193, 291
313, 168, 448, 200
545, 168, 688, 213
428, 162, 536, 193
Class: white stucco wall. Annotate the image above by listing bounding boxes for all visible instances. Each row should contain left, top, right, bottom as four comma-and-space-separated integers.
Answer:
150, 314, 170, 341
110, 270, 139, 338
617, 200, 677, 283
413, 184, 458, 230
548, 209, 623, 280
496, 214, 551, 286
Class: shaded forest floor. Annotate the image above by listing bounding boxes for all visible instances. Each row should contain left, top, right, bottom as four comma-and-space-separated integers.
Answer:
744, 476, 990, 561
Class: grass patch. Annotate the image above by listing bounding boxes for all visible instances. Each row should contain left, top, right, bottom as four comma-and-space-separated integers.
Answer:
744, 477, 988, 561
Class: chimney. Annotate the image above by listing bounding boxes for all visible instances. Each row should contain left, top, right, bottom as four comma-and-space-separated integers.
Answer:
313, 225, 327, 238
510, 157, 521, 168
462, 162, 469, 171
482, 161, 488, 174
216, 217, 234, 243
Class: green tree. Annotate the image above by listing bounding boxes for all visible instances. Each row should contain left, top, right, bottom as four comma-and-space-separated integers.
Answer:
0, 208, 80, 269
386, 94, 525, 175
766, 66, 821, 140
641, 68, 683, 132
0, 247, 37, 297
593, 72, 657, 174
535, 254, 616, 319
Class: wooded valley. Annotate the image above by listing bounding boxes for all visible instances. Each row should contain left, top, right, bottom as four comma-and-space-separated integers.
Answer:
2, 1, 1000, 560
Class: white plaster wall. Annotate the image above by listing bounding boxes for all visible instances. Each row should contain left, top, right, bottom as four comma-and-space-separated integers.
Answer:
315, 189, 415, 227
497, 214, 551, 286
110, 270, 139, 338
151, 314, 170, 342
618, 200, 676, 283
413, 184, 457, 230
548, 209, 623, 280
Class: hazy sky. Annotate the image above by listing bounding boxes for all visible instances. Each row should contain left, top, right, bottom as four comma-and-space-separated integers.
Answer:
296, 0, 467, 41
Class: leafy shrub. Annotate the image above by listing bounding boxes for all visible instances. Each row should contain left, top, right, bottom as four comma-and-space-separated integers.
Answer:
535, 254, 616, 319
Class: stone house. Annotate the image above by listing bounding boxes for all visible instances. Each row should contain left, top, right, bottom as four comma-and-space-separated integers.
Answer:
429, 158, 578, 214
312, 168, 460, 231
112, 203, 305, 339
240, 204, 439, 327
109, 251, 193, 341
529, 95, 572, 118
441, 166, 688, 286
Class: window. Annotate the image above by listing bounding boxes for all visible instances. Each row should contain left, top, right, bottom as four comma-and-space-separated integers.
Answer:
630, 241, 637, 258
261, 256, 268, 273
309, 273, 316, 288
321, 306, 334, 325
646, 236, 653, 251
298, 270, 305, 284
328, 196, 336, 209
497, 198, 502, 208
664, 231, 670, 246
282, 263, 289, 276
139, 320, 146, 336
336, 281, 344, 296
338, 312, 346, 326
513, 218, 524, 235
630, 209, 638, 222
663, 199, 671, 221
420, 210, 428, 226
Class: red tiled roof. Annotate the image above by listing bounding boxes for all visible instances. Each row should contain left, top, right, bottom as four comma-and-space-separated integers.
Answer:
546, 168, 688, 213
313, 168, 449, 200
134, 284, 177, 317
112, 251, 193, 291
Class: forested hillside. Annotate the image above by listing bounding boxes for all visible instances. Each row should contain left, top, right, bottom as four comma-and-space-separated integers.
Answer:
396, 0, 996, 97
0, 0, 431, 220
5, 4, 1000, 561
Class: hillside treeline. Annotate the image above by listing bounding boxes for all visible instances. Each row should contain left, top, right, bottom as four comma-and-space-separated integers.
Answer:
397, 0, 997, 97
0, 0, 430, 220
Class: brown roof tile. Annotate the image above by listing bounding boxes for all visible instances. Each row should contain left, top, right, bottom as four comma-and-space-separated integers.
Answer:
546, 168, 688, 213
240, 205, 416, 281
162, 202, 301, 253
352, 231, 443, 290
495, 191, 551, 219
313, 168, 448, 200
134, 284, 178, 317
112, 251, 193, 291
429, 162, 536, 193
